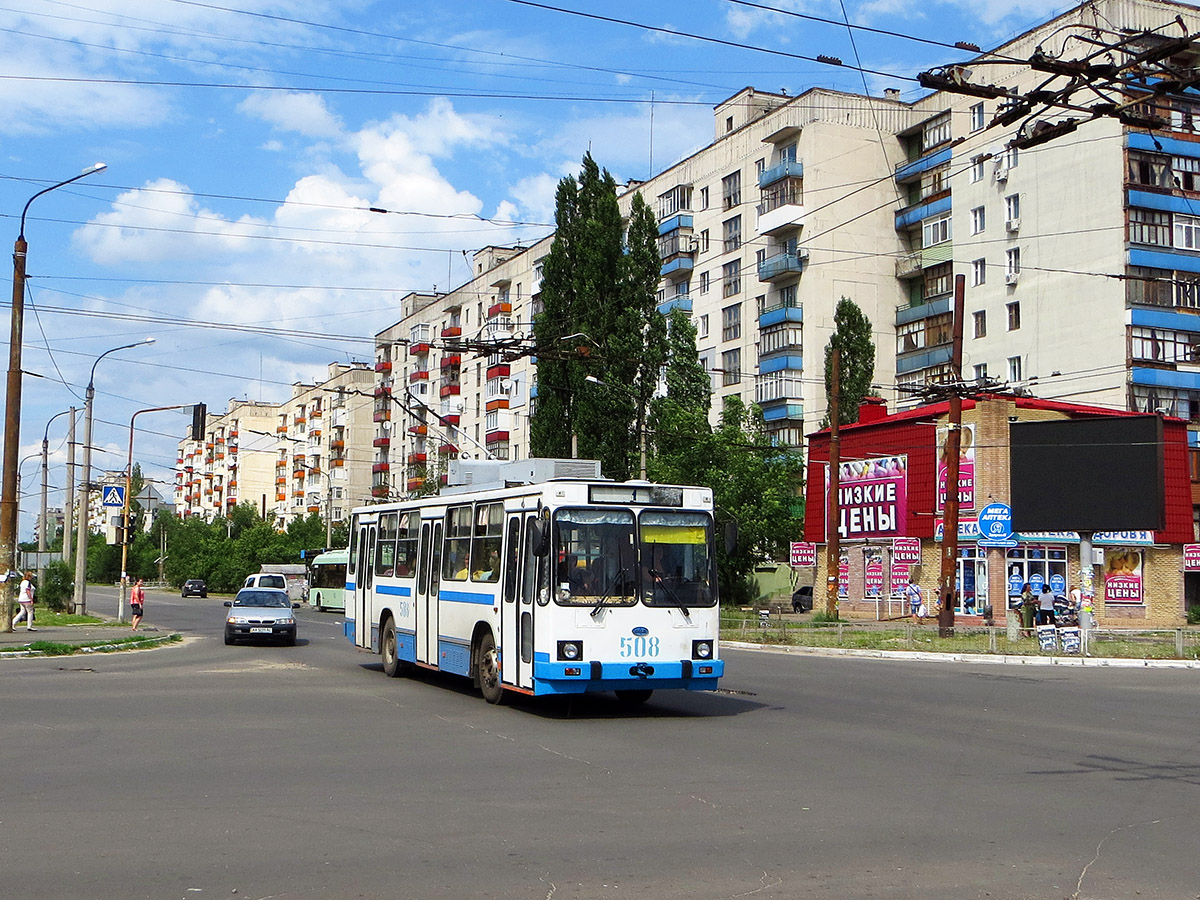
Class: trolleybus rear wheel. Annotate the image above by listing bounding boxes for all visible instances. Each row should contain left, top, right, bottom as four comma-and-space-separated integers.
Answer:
382, 617, 406, 677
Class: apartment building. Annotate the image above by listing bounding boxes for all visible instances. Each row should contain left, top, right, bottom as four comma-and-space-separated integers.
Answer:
175, 363, 375, 528
367, 0, 1200, 497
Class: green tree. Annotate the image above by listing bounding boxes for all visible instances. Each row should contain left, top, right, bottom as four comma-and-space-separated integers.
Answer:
647, 307, 712, 483
531, 155, 666, 479
823, 296, 876, 426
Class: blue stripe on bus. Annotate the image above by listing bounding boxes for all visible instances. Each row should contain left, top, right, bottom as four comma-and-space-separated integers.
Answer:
378, 584, 412, 597
439, 590, 496, 605
346, 581, 355, 590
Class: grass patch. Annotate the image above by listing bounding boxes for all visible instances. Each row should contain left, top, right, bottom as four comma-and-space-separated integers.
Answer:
16, 634, 182, 656
21, 611, 113, 628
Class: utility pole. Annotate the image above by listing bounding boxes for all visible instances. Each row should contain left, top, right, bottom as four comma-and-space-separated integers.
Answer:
63, 407, 75, 564
825, 348, 841, 618
937, 275, 967, 637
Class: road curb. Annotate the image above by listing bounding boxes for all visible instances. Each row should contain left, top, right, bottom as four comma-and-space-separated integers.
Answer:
0, 634, 182, 660
723, 640, 1200, 669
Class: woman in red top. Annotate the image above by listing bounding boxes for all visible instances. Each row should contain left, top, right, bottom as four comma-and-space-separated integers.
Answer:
130, 579, 146, 630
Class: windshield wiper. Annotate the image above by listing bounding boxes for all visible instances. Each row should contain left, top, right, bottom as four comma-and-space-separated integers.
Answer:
649, 568, 689, 616
591, 566, 633, 618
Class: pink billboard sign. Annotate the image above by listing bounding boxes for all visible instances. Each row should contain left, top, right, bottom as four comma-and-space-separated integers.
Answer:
936, 423, 975, 512
892, 537, 921, 565
828, 456, 907, 540
790, 541, 817, 567
1185, 544, 1200, 571
1104, 549, 1143, 605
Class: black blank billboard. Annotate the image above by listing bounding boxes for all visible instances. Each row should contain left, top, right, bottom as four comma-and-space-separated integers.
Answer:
1009, 416, 1164, 532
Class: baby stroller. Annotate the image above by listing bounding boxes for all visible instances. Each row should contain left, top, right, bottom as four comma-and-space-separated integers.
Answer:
1053, 593, 1078, 627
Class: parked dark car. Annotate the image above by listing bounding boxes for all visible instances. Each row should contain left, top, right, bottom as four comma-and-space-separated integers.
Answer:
182, 579, 207, 598
791, 585, 814, 613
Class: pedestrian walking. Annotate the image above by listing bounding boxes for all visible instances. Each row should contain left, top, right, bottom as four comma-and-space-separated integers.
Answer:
906, 577, 926, 624
12, 571, 36, 631
130, 578, 146, 631
1038, 585, 1056, 626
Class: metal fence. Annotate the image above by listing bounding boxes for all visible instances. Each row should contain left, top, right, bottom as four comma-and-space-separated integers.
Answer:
722, 612, 1200, 661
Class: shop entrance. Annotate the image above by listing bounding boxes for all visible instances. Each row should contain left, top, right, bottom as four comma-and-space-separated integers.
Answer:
1004, 544, 1068, 607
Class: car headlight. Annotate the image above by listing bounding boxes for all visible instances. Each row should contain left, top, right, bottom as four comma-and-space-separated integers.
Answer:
692, 640, 713, 660
227, 616, 249, 624
277, 617, 295, 626
557, 640, 582, 661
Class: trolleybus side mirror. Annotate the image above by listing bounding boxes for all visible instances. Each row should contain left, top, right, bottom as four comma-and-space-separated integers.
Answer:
723, 520, 738, 555
529, 519, 549, 556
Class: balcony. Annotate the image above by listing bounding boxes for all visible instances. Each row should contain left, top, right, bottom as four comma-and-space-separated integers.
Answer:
440, 384, 461, 398
657, 294, 692, 316
373, 435, 392, 448
293, 469, 306, 480
330, 439, 345, 450
276, 425, 288, 434
895, 251, 923, 279
408, 424, 428, 435
488, 301, 512, 318
757, 192, 805, 236
441, 325, 462, 338
439, 441, 459, 455
487, 363, 510, 379
758, 250, 807, 282
276, 476, 287, 486
307, 505, 321, 514
405, 478, 424, 492
331, 458, 345, 468
372, 462, 390, 474
373, 409, 391, 423
660, 256, 695, 278
758, 158, 802, 189
276, 492, 287, 503
440, 353, 461, 369
374, 360, 393, 373
411, 341, 431, 355
409, 370, 430, 383
408, 452, 427, 465
372, 484, 391, 498
657, 213, 694, 236
485, 431, 510, 444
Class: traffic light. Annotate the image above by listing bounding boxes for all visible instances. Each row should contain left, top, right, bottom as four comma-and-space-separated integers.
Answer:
192, 403, 207, 440
109, 513, 126, 546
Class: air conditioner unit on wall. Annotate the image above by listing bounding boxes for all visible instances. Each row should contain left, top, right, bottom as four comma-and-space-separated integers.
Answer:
1005, 271, 1020, 285
994, 163, 1009, 182
686, 236, 700, 252
1005, 217, 1020, 233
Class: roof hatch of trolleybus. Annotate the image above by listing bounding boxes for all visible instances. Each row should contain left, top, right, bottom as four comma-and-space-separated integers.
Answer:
444, 457, 604, 493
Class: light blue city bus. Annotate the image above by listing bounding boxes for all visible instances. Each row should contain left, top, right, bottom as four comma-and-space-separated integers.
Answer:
308, 548, 348, 612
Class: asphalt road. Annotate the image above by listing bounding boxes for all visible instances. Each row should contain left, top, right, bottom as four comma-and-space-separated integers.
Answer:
2, 586, 1198, 900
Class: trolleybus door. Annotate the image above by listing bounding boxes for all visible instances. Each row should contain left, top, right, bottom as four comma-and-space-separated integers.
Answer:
513, 511, 541, 689
354, 521, 375, 649
500, 514, 522, 687
415, 518, 442, 665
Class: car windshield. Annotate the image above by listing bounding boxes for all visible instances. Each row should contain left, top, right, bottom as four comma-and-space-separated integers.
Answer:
233, 591, 290, 607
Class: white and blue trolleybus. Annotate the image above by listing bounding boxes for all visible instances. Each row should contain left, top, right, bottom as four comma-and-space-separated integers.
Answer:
344, 459, 725, 704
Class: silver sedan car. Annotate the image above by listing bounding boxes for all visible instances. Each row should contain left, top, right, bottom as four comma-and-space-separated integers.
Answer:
223, 588, 299, 646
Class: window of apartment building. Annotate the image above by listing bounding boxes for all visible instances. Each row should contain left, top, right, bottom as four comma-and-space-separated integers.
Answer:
759, 324, 802, 355
675, 280, 690, 298
1175, 214, 1200, 250
973, 363, 988, 381
725, 115, 735, 133
755, 293, 766, 316
699, 186, 709, 209
722, 171, 741, 210
658, 184, 692, 219
1005, 193, 1021, 225
1128, 151, 1173, 189
970, 206, 985, 235
697, 313, 710, 339
700, 229, 710, 252
722, 303, 742, 341
924, 262, 953, 300
922, 214, 951, 247
970, 102, 985, 131
1008, 356, 1023, 383
1169, 154, 1200, 192
1006, 247, 1021, 276
922, 112, 952, 151
897, 313, 951, 353
969, 155, 985, 183
972, 258, 986, 287
1171, 100, 1200, 134
1007, 301, 1021, 330
921, 164, 949, 199
722, 259, 741, 297
755, 158, 766, 176
973, 310, 986, 339
723, 215, 742, 252
1126, 266, 1174, 307
699, 271, 710, 294
721, 349, 741, 385
1130, 208, 1171, 246
1179, 274, 1200, 309
778, 282, 798, 308
1131, 326, 1200, 363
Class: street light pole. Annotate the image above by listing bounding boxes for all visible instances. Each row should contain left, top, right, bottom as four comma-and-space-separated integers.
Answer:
3, 163, 107, 633
38, 409, 73, 591
62, 406, 76, 564
71, 337, 155, 616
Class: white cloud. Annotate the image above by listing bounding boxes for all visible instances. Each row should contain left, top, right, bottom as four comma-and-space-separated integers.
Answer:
239, 92, 345, 139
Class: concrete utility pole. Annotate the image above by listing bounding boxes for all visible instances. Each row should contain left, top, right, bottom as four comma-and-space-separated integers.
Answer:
825, 348, 841, 618
937, 275, 967, 637
63, 407, 75, 564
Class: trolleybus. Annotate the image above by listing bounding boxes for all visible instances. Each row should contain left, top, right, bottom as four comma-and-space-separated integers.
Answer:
307, 548, 348, 612
344, 459, 725, 704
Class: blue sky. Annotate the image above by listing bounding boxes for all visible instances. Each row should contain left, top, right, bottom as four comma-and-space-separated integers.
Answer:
0, 0, 1074, 537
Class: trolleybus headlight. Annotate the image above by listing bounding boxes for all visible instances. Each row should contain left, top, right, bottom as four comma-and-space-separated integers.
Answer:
557, 640, 583, 661
692, 640, 713, 660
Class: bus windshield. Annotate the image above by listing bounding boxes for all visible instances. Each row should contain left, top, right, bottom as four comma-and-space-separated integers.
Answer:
639, 510, 716, 608
553, 508, 638, 607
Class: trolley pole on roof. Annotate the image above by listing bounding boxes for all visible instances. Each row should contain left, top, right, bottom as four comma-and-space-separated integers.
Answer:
936, 274, 967, 637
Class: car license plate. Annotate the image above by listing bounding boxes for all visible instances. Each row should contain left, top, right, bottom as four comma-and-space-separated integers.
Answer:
250, 627, 272, 634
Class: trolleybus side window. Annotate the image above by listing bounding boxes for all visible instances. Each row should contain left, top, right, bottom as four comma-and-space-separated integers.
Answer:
471, 502, 503, 582
639, 511, 717, 608
553, 508, 638, 606
444, 506, 472, 580
376, 512, 398, 577
396, 511, 419, 576
503, 517, 520, 604
525, 515, 550, 606
347, 519, 359, 579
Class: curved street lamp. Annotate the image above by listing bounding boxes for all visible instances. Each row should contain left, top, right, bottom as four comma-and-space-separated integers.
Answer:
71, 336, 155, 615
3, 163, 107, 632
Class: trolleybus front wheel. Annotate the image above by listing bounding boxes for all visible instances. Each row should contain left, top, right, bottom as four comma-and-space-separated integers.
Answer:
477, 631, 504, 704
381, 617, 409, 678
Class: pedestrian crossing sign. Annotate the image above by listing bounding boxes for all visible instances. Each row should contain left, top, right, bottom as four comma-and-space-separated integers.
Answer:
102, 485, 125, 508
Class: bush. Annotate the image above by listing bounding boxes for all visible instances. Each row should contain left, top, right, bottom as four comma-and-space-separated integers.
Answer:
1187, 603, 1200, 626
39, 560, 75, 613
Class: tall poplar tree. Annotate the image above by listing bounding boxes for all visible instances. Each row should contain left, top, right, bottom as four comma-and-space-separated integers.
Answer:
531, 154, 666, 480
823, 296, 876, 426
